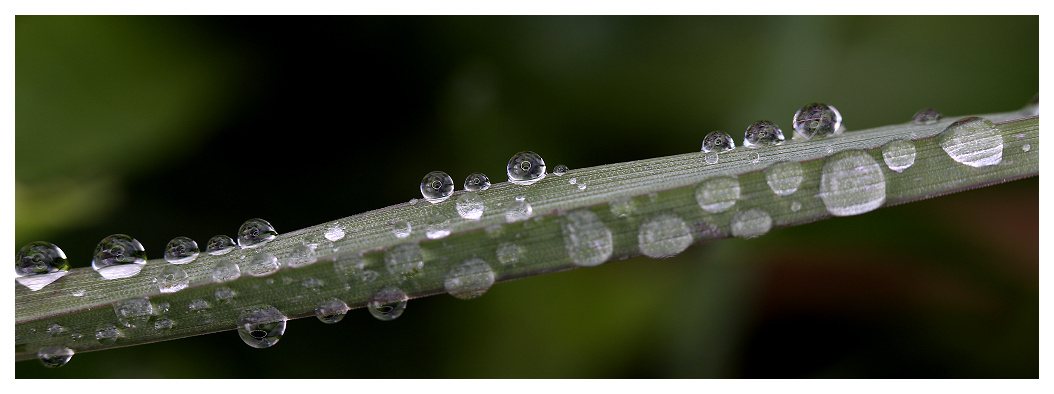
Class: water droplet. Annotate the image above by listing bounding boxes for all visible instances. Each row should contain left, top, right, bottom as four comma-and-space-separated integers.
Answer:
694, 176, 740, 213
455, 192, 485, 220
553, 164, 569, 176
561, 209, 613, 267
1022, 143, 1031, 152
392, 220, 412, 238
819, 149, 887, 217
637, 213, 693, 259
96, 324, 119, 345
504, 197, 533, 222
154, 317, 174, 330
443, 258, 495, 300
881, 139, 917, 173
792, 103, 842, 139
48, 323, 64, 335
284, 244, 317, 268
113, 297, 153, 328
576, 182, 587, 190
425, 219, 452, 239
507, 151, 547, 185
569, 177, 577, 185
37, 345, 73, 368
15, 241, 69, 291
71, 289, 85, 297
744, 121, 785, 147
764, 161, 804, 197
163, 236, 199, 264
911, 108, 942, 125
702, 131, 735, 153
206, 235, 236, 255
246, 252, 279, 277
324, 225, 345, 242
214, 286, 236, 302
302, 277, 323, 289
368, 286, 409, 321
730, 209, 773, 239
790, 200, 802, 212
237, 305, 287, 348
238, 218, 277, 249
420, 171, 455, 203
189, 299, 210, 311
609, 197, 636, 218
496, 242, 523, 266
1022, 93, 1038, 116
315, 298, 349, 324
157, 302, 170, 314
939, 117, 1003, 167
385, 243, 424, 280
333, 253, 365, 278
750, 152, 761, 164
92, 234, 147, 280
464, 172, 491, 191
211, 258, 241, 283
157, 265, 190, 293
704, 152, 719, 164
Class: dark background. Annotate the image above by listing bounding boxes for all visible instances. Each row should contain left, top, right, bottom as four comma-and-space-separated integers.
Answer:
15, 16, 1037, 378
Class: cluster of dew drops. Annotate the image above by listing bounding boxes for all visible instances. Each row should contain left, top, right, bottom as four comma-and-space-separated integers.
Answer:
19, 96, 1037, 368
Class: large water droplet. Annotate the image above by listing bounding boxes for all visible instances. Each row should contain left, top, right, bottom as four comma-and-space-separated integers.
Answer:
95, 324, 119, 345
702, 131, 735, 153
421, 171, 455, 203
113, 297, 153, 328
284, 244, 317, 268
15, 241, 69, 291
507, 151, 547, 185
385, 243, 424, 280
504, 197, 533, 222
764, 161, 804, 197
938, 117, 1003, 168
315, 298, 350, 324
392, 220, 412, 238
792, 103, 842, 139
238, 218, 277, 249
92, 234, 147, 280
496, 242, 523, 266
881, 139, 917, 172
464, 172, 491, 191
157, 265, 189, 293
694, 176, 740, 213
324, 225, 346, 242
368, 286, 408, 321
744, 121, 785, 147
443, 258, 495, 300
819, 149, 887, 217
237, 305, 287, 348
912, 108, 942, 125
425, 219, 452, 239
246, 252, 279, 277
455, 192, 485, 220
561, 209, 613, 267
730, 209, 773, 239
206, 235, 236, 255
163, 236, 199, 264
553, 164, 569, 176
211, 258, 241, 283
37, 345, 73, 368
637, 213, 693, 258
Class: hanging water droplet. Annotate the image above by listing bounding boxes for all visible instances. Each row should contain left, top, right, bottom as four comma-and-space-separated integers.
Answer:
1022, 143, 1031, 152
455, 192, 485, 220
702, 131, 735, 153
392, 220, 412, 238
504, 197, 533, 223
96, 324, 119, 345
464, 172, 491, 191
694, 176, 741, 213
881, 139, 917, 172
211, 258, 241, 283
704, 152, 719, 164
206, 235, 236, 255
324, 225, 345, 242
315, 298, 350, 324
368, 286, 409, 321
157, 265, 189, 293
284, 244, 317, 268
385, 243, 424, 280
113, 297, 153, 328
553, 164, 569, 176
792, 103, 842, 139
92, 234, 147, 280
743, 120, 785, 147
37, 345, 73, 368
15, 241, 69, 291
425, 219, 452, 239
1022, 93, 1038, 116
238, 218, 277, 249
237, 305, 287, 349
507, 151, 547, 185
420, 171, 455, 203
790, 200, 802, 212
215, 286, 236, 302
764, 161, 804, 197
730, 209, 773, 239
819, 149, 887, 217
938, 117, 1003, 167
496, 242, 524, 266
154, 317, 174, 330
443, 258, 495, 300
561, 208, 613, 267
609, 197, 637, 218
245, 252, 279, 277
637, 213, 693, 259
911, 108, 942, 125
163, 236, 199, 264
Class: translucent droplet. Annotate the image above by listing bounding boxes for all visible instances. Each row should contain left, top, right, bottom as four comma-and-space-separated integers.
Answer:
392, 220, 412, 238
315, 298, 350, 324
1022, 143, 1031, 152
48, 323, 64, 335
37, 345, 73, 368
237, 305, 287, 349
464, 172, 491, 191
455, 192, 485, 220
211, 258, 241, 283
504, 197, 533, 223
704, 152, 719, 164
92, 234, 147, 280
694, 176, 741, 213
702, 131, 735, 153
238, 218, 277, 249
730, 209, 773, 239
609, 197, 636, 218
744, 120, 785, 147
113, 297, 153, 328
385, 243, 424, 280
576, 182, 587, 190
507, 151, 547, 185
425, 219, 452, 239
96, 324, 119, 345
157, 265, 189, 293
420, 171, 455, 203
792, 103, 842, 139
496, 242, 523, 266
214, 286, 236, 302
764, 161, 804, 197
188, 299, 210, 311
911, 108, 942, 125
284, 244, 317, 268
1022, 93, 1038, 116
154, 317, 174, 330
156, 302, 170, 314
790, 200, 802, 212
246, 252, 279, 277
750, 152, 761, 164
881, 139, 917, 172
553, 164, 569, 176
368, 286, 408, 321
324, 225, 345, 242
819, 149, 887, 217
163, 236, 199, 264
15, 241, 69, 291
206, 235, 236, 255
561, 208, 613, 267
444, 258, 495, 300
569, 177, 577, 184
71, 289, 85, 297
938, 117, 1003, 167
637, 213, 693, 259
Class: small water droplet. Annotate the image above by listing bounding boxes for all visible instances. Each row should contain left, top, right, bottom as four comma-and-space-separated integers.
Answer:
455, 192, 485, 220
368, 286, 408, 321
71, 289, 85, 297
392, 220, 412, 238
157, 265, 190, 293
790, 200, 802, 212
189, 299, 210, 311
15, 241, 69, 291
938, 117, 1003, 167
744, 121, 785, 147
704, 152, 719, 164
1022, 93, 1038, 116
637, 213, 693, 259
246, 252, 279, 277
577, 182, 587, 190
750, 152, 761, 164
324, 225, 345, 242
881, 139, 917, 173
425, 218, 452, 239
507, 151, 547, 185
48, 323, 64, 335
237, 305, 287, 348
464, 172, 491, 191
496, 242, 524, 266
702, 131, 735, 153
504, 197, 533, 223
214, 286, 236, 302
819, 149, 887, 217
96, 324, 119, 345
561, 208, 613, 267
444, 258, 495, 300
154, 317, 174, 330
157, 302, 170, 314
113, 297, 153, 328
238, 218, 277, 249
792, 103, 842, 139
284, 245, 317, 268
912, 108, 942, 125
385, 243, 424, 280
211, 258, 241, 283
302, 277, 324, 289
730, 209, 773, 239
92, 234, 147, 280
824, 145, 834, 155
315, 298, 350, 324
609, 197, 636, 218
206, 235, 236, 255
553, 164, 569, 176
421, 171, 455, 203
37, 345, 73, 368
1022, 143, 1031, 152
764, 161, 803, 197
163, 236, 199, 264
695, 176, 740, 213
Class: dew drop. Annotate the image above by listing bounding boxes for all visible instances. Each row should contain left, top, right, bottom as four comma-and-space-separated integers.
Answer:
157, 265, 190, 293
464, 172, 491, 191
92, 234, 147, 280
912, 108, 942, 125
455, 192, 485, 220
792, 103, 842, 139
189, 299, 210, 311
71, 289, 85, 297
385, 243, 424, 280
37, 345, 73, 368
333, 253, 366, 278
154, 317, 174, 330
211, 258, 241, 283
156, 302, 170, 314
15, 241, 69, 291
246, 252, 279, 277
425, 219, 452, 239
507, 151, 547, 185
730, 209, 773, 239
113, 297, 153, 328
420, 171, 455, 203
609, 197, 636, 218
750, 152, 761, 164
819, 149, 886, 217
577, 182, 587, 190
444, 258, 495, 300
1022, 93, 1038, 116
939, 117, 1003, 168
762, 161, 803, 197
237, 305, 287, 348
96, 324, 119, 345
504, 197, 533, 223
1022, 143, 1031, 152
553, 164, 569, 176
48, 323, 64, 335
163, 236, 199, 264
560, 208, 613, 267
881, 139, 917, 172
569, 177, 577, 185
368, 286, 408, 321
206, 235, 236, 255
702, 131, 735, 153
790, 200, 802, 212
694, 176, 740, 213
283, 244, 317, 268
324, 225, 345, 242
637, 213, 693, 259
496, 242, 524, 266
704, 152, 719, 164
744, 121, 785, 147
392, 220, 412, 238
315, 298, 350, 324
214, 286, 236, 302
238, 218, 277, 249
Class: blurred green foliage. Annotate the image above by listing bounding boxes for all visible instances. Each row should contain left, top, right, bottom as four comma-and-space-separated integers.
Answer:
15, 16, 1036, 378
